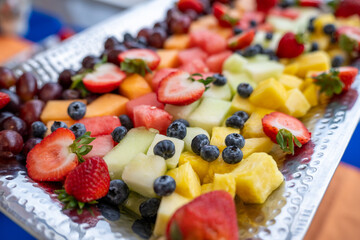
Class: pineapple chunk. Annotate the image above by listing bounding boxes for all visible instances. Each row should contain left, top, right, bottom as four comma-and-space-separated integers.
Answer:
213, 173, 236, 198
295, 51, 331, 77
210, 127, 240, 152
201, 183, 214, 194
203, 155, 241, 183
279, 89, 311, 118
303, 84, 319, 107
310, 34, 330, 51
229, 94, 256, 116
242, 137, 274, 159
167, 162, 201, 199
154, 193, 190, 236
179, 151, 209, 183
314, 14, 336, 35
242, 108, 274, 138
283, 62, 299, 75
278, 74, 303, 90
231, 152, 284, 204
249, 78, 287, 109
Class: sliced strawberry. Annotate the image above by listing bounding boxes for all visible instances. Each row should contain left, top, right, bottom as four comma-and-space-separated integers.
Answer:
206, 50, 232, 73
126, 92, 165, 119
213, 2, 239, 28
166, 191, 238, 240
336, 26, 360, 53
84, 135, 115, 159
256, 0, 278, 12
262, 112, 311, 145
180, 58, 209, 74
338, 66, 358, 91
27, 128, 78, 181
151, 68, 178, 91
178, 0, 204, 14
227, 29, 255, 50
118, 49, 160, 70
269, 7, 300, 20
133, 105, 172, 135
83, 63, 126, 93
157, 70, 205, 105
298, 0, 322, 7
276, 32, 305, 58
77, 116, 121, 137
0, 92, 10, 109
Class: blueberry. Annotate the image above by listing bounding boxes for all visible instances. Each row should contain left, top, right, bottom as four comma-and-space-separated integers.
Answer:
263, 49, 276, 58
119, 114, 133, 131
31, 121, 47, 138
309, 17, 316, 24
332, 55, 344, 68
330, 35, 337, 44
222, 146, 243, 164
249, 20, 257, 27
253, 44, 264, 54
242, 46, 259, 58
173, 118, 190, 127
225, 133, 245, 149
269, 55, 279, 61
111, 126, 128, 143
237, 83, 253, 98
153, 140, 175, 159
103, 179, 130, 206
200, 145, 220, 162
153, 175, 176, 196
69, 123, 86, 138
98, 202, 121, 221
167, 122, 187, 140
51, 121, 68, 132
279, 0, 294, 8
307, 23, 315, 33
265, 32, 273, 41
233, 27, 243, 35
233, 111, 249, 122
226, 115, 245, 129
212, 73, 227, 86
67, 101, 86, 120
132, 219, 153, 239
139, 198, 160, 222
310, 42, 319, 52
323, 24, 336, 36
191, 134, 210, 155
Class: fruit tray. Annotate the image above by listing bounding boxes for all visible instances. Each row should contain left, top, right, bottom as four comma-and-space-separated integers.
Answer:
1, 0, 360, 239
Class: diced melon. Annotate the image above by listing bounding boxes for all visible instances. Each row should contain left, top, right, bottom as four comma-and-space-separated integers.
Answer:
295, 51, 330, 77
154, 193, 190, 236
309, 34, 330, 51
314, 14, 335, 35
147, 134, 184, 169
244, 61, 284, 83
85, 93, 129, 118
242, 108, 274, 138
212, 26, 233, 39
179, 151, 209, 183
183, 127, 210, 153
123, 191, 148, 216
189, 15, 218, 32
247, 54, 270, 63
249, 78, 287, 109
231, 152, 284, 204
156, 49, 180, 69
104, 127, 158, 179
167, 162, 201, 199
229, 94, 256, 116
201, 183, 214, 194
164, 100, 200, 120
40, 99, 86, 123
164, 34, 190, 50
223, 54, 248, 73
223, 71, 257, 96
283, 62, 299, 75
203, 83, 232, 101
210, 126, 240, 152
242, 137, 274, 159
278, 74, 303, 90
279, 88, 311, 117
267, 16, 297, 33
213, 173, 236, 198
119, 74, 152, 99
303, 84, 319, 107
188, 97, 231, 134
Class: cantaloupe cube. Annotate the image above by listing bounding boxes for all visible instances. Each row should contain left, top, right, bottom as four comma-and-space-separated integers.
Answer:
201, 183, 214, 194
303, 84, 319, 107
40, 99, 86, 123
164, 34, 191, 50
45, 120, 75, 136
119, 74, 152, 99
85, 93, 128, 118
278, 74, 303, 90
229, 94, 256, 115
231, 152, 283, 204
144, 72, 154, 87
249, 78, 287, 109
212, 27, 233, 39
295, 51, 330, 77
179, 151, 209, 183
242, 108, 274, 138
283, 62, 299, 75
210, 127, 240, 152
279, 89, 311, 117
213, 173, 236, 198
167, 162, 201, 199
190, 15, 218, 32
156, 49, 180, 69
242, 137, 274, 159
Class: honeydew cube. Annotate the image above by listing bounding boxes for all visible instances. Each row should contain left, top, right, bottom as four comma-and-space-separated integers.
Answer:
123, 192, 148, 216
267, 32, 283, 51
247, 54, 270, 63
167, 162, 201, 199
104, 127, 158, 179
213, 173, 236, 198
267, 16, 297, 33
249, 78, 288, 109
229, 94, 256, 116
295, 51, 331, 77
147, 134, 184, 169
279, 89, 311, 117
183, 127, 210, 153
203, 83, 232, 101
223, 71, 257, 95
303, 84, 319, 107
188, 97, 231, 134
278, 74, 303, 90
210, 127, 240, 152
242, 137, 274, 159
122, 153, 167, 198
244, 61, 284, 83
242, 108, 274, 138
154, 193, 190, 236
223, 54, 248, 73
231, 152, 284, 204
164, 100, 200, 120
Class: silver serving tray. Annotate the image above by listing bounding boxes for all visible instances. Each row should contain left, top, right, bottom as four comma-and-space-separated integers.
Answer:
1, 0, 360, 239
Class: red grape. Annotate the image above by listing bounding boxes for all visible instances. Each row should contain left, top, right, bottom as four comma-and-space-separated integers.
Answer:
2, 116, 28, 136
0, 112, 13, 127
58, 69, 75, 89
0, 130, 24, 158
19, 99, 45, 126
39, 82, 63, 102
104, 36, 120, 50
0, 89, 21, 113
16, 72, 38, 102
0, 67, 17, 89
137, 28, 154, 42
170, 14, 191, 34
82, 55, 101, 69
22, 137, 42, 157
62, 89, 81, 100
148, 28, 167, 49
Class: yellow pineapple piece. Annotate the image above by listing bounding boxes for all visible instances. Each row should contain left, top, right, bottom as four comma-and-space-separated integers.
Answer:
203, 155, 241, 183
210, 127, 240, 152
283, 62, 299, 75
213, 173, 236, 198
201, 183, 214, 194
314, 14, 336, 35
178, 151, 209, 183
279, 89, 311, 118
336, 15, 360, 28
300, 76, 315, 91
167, 162, 201, 199
242, 137, 274, 159
242, 108, 274, 138
303, 84, 319, 107
328, 48, 349, 65
229, 94, 256, 116
249, 78, 287, 109
295, 51, 331, 77
278, 74, 303, 90
231, 152, 284, 204
310, 34, 330, 51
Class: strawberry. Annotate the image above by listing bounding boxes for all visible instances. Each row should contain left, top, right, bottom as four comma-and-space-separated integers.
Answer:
178, 0, 204, 14
338, 67, 359, 90
77, 116, 121, 137
151, 68, 178, 91
213, 2, 239, 28
0, 92, 10, 109
262, 112, 311, 154
83, 63, 126, 93
256, 0, 278, 12
276, 32, 305, 58
298, 0, 322, 7
118, 49, 160, 76
336, 26, 360, 53
64, 156, 110, 203
166, 191, 238, 240
227, 29, 255, 50
334, 0, 360, 18
157, 70, 205, 105
269, 7, 300, 20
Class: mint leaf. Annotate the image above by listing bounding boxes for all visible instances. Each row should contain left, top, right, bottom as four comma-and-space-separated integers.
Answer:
70, 71, 92, 97
276, 129, 302, 155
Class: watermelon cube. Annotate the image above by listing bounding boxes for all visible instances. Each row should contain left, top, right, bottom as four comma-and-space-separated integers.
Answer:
180, 58, 209, 74
206, 50, 232, 73
126, 92, 165, 119
84, 135, 115, 159
152, 68, 178, 92
133, 105, 172, 135
189, 30, 227, 55
77, 116, 121, 137
178, 47, 208, 65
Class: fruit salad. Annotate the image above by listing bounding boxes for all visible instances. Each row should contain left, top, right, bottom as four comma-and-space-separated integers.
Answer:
1, 0, 360, 239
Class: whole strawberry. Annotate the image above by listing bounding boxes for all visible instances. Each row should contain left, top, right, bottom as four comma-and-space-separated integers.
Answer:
276, 32, 305, 58
64, 156, 110, 203
256, 0, 278, 12
335, 0, 360, 18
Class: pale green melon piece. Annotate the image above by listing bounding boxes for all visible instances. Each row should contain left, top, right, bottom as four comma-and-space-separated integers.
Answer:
183, 127, 210, 153
244, 61, 284, 83
203, 83, 232, 101
223, 71, 257, 96
268, 32, 283, 51
222, 54, 248, 73
267, 16, 297, 33
123, 192, 148, 216
164, 100, 200, 120
247, 54, 270, 63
